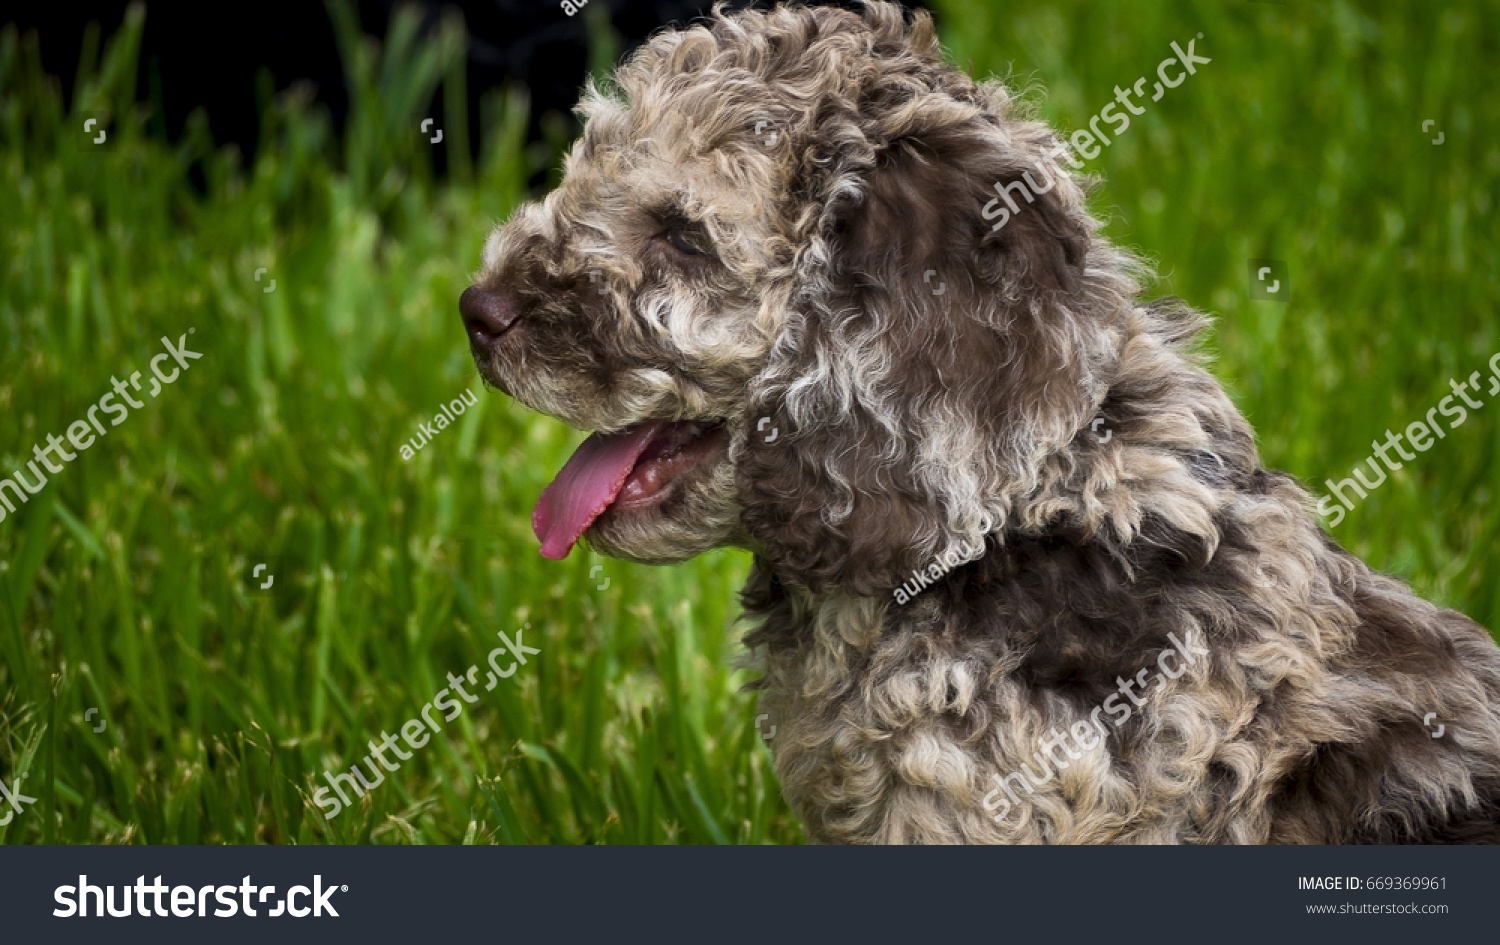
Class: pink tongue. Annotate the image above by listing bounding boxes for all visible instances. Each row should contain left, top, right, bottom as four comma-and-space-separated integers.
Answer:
532, 421, 668, 559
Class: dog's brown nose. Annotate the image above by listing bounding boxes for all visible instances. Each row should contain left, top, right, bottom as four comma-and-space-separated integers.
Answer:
460, 285, 521, 346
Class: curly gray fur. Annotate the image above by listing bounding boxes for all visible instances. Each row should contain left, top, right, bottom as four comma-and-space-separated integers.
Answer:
465, 1, 1500, 843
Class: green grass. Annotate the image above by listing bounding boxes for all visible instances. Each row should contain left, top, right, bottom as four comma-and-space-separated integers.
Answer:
1, 0, 1496, 844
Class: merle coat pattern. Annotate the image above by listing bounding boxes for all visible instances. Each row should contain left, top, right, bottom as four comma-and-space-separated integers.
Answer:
460, 1, 1500, 843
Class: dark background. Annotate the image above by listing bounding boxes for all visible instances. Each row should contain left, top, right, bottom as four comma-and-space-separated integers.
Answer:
7, 0, 930, 183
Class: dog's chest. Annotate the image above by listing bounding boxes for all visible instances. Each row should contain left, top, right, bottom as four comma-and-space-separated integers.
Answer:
743, 582, 1258, 844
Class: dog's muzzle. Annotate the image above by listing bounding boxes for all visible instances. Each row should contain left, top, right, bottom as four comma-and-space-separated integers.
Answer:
459, 284, 521, 348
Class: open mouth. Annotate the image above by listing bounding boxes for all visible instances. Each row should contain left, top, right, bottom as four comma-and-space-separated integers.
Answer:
531, 419, 727, 559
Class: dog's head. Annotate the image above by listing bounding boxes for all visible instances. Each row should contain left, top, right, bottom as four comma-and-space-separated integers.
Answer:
463, 1, 1131, 593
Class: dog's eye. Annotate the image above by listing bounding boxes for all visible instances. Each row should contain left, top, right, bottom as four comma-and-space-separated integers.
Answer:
663, 225, 711, 257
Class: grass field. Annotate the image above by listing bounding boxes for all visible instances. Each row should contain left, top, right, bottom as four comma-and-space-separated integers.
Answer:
1, 0, 1496, 844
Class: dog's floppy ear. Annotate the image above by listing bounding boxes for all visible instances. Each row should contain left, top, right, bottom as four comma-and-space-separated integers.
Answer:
736, 120, 1102, 596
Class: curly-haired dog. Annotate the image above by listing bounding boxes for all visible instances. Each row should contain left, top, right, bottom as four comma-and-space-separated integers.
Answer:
460, 1, 1500, 843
